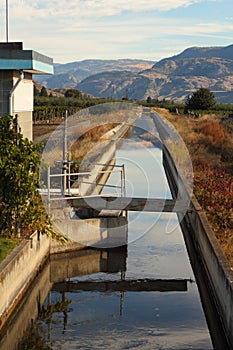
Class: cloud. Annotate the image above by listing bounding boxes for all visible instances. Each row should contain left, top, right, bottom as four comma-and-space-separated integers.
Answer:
1, 0, 230, 63
9, 8, 232, 63
9, 0, 213, 20
57, 13, 233, 39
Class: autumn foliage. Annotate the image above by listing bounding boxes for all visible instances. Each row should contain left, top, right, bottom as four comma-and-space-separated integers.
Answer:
193, 162, 233, 263
153, 107, 233, 265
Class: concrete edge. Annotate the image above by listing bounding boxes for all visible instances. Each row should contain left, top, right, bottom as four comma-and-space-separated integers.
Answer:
162, 143, 233, 348
0, 232, 50, 329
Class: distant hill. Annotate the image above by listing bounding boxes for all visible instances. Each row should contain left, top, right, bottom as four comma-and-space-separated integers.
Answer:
76, 70, 143, 99
161, 44, 233, 61
35, 59, 155, 89
35, 44, 233, 103
142, 57, 233, 102
76, 44, 233, 103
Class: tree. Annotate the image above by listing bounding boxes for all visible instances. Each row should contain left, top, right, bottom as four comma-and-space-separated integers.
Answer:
0, 115, 39, 235
34, 85, 40, 97
0, 115, 67, 241
146, 96, 152, 104
185, 88, 216, 111
64, 89, 82, 98
40, 86, 48, 97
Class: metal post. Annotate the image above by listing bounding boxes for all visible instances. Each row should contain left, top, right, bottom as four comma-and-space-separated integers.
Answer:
6, 0, 9, 42
63, 110, 68, 162
62, 110, 68, 195
68, 155, 71, 195
121, 167, 123, 197
122, 164, 126, 197
47, 166, 51, 216
122, 164, 127, 217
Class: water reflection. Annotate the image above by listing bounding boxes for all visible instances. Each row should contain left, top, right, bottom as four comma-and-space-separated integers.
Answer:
0, 212, 214, 350
0, 246, 127, 350
0, 209, 215, 350
50, 246, 127, 282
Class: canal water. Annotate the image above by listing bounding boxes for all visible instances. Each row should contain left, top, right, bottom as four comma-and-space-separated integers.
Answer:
0, 119, 216, 349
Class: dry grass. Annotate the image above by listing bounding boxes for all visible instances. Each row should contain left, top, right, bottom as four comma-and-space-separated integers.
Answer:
153, 107, 233, 266
33, 123, 118, 166
70, 124, 117, 167
154, 108, 233, 167
33, 124, 59, 144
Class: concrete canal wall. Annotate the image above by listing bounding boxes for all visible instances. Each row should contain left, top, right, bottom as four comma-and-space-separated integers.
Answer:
186, 196, 233, 347
151, 107, 233, 349
153, 112, 233, 348
0, 231, 50, 329
0, 260, 52, 350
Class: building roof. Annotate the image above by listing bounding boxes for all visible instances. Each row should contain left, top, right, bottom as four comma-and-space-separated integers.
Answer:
0, 42, 53, 74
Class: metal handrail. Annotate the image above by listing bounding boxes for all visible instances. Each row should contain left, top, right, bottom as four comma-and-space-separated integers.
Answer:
49, 169, 122, 177
46, 163, 126, 203
56, 160, 124, 168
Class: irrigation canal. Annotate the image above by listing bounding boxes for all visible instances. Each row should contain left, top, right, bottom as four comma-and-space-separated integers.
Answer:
0, 113, 229, 349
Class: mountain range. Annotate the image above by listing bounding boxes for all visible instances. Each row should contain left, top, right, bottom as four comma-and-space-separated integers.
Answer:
36, 59, 154, 89
35, 44, 233, 103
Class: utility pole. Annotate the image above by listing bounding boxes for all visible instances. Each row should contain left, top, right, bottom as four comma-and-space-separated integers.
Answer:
6, 0, 9, 42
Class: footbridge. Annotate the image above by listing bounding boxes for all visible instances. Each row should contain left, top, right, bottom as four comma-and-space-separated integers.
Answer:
70, 196, 188, 213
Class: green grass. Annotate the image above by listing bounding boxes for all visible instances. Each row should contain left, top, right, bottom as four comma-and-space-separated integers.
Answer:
0, 236, 19, 264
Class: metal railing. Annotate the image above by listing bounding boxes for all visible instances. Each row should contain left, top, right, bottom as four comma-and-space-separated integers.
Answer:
44, 161, 126, 203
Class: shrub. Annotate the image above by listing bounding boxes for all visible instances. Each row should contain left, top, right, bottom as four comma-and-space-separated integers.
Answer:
193, 162, 233, 263
185, 88, 216, 110
0, 115, 67, 242
197, 120, 233, 163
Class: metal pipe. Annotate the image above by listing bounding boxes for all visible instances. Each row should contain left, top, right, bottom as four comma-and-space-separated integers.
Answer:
47, 166, 51, 217
62, 110, 68, 195
9, 70, 24, 116
68, 157, 71, 195
122, 164, 126, 197
49, 169, 122, 177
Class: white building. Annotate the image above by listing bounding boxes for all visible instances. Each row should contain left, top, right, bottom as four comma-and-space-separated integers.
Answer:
0, 42, 53, 140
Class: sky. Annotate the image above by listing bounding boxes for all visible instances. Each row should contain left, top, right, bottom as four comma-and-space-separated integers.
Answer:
0, 0, 232, 63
